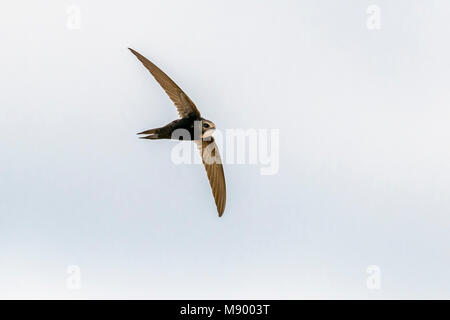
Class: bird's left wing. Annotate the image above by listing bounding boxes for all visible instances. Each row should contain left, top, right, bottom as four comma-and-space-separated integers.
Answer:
128, 48, 201, 118
195, 138, 226, 216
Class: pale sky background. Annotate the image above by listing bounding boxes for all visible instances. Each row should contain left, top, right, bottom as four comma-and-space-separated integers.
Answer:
1, 0, 450, 299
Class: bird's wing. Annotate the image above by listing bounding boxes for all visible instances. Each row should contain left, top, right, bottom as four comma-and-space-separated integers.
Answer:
129, 48, 201, 118
195, 138, 226, 216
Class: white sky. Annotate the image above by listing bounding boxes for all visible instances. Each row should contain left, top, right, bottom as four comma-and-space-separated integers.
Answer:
1, 0, 449, 298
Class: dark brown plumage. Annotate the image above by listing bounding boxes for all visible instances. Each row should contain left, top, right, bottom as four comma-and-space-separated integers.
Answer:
129, 48, 226, 216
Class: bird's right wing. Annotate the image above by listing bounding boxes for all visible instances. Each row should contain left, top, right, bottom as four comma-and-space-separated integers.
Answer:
195, 138, 226, 216
129, 48, 201, 118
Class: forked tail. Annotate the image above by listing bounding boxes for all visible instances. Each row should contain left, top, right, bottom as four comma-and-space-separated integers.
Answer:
137, 127, 170, 139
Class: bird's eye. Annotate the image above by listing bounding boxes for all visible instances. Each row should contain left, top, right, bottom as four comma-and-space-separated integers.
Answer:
203, 123, 210, 128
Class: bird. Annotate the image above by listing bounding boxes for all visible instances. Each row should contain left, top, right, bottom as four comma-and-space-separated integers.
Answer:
129, 48, 226, 217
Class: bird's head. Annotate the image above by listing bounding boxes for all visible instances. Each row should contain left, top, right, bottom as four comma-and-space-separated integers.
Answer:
201, 119, 216, 138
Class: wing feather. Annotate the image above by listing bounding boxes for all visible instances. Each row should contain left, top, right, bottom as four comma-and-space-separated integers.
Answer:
129, 48, 201, 118
195, 138, 226, 216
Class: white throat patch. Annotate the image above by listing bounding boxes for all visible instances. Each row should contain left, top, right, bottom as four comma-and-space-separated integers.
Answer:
202, 129, 215, 138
